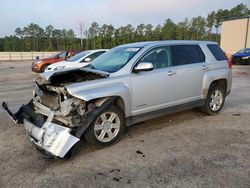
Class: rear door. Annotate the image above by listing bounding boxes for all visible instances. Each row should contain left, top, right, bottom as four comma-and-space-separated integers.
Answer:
170, 45, 207, 102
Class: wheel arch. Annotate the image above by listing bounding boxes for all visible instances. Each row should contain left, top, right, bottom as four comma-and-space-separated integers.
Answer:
202, 69, 230, 98
209, 79, 227, 91
91, 96, 126, 116
67, 83, 131, 117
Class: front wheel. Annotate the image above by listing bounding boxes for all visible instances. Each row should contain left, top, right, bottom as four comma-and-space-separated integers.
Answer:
84, 104, 125, 146
201, 85, 226, 115
41, 64, 49, 72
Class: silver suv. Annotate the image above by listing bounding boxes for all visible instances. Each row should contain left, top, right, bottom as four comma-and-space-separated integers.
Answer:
3, 41, 232, 158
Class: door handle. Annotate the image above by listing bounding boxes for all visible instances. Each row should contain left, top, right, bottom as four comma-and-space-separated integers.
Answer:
202, 65, 208, 70
167, 70, 176, 76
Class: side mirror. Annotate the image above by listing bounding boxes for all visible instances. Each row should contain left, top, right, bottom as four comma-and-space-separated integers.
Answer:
84, 57, 91, 62
133, 62, 153, 73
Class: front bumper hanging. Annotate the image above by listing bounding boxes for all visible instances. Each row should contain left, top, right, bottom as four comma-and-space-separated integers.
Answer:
2, 101, 80, 158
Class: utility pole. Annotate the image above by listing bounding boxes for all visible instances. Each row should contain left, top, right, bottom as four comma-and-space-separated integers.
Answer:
79, 23, 84, 50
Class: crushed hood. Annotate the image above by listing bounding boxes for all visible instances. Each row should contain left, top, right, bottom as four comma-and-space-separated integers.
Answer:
36, 67, 109, 86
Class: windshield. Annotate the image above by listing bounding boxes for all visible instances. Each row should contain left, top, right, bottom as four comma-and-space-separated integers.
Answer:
67, 51, 90, 62
57, 51, 67, 58
46, 51, 64, 59
238, 48, 250, 53
90, 47, 141, 73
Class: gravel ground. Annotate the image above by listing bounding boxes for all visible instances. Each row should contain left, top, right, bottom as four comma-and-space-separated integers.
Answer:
0, 61, 250, 188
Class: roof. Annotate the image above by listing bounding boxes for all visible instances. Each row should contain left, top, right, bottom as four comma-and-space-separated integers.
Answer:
222, 15, 250, 22
118, 40, 217, 48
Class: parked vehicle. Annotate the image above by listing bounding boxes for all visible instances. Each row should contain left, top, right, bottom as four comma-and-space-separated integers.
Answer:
231, 48, 250, 65
32, 50, 79, 73
45, 49, 108, 72
2, 41, 232, 158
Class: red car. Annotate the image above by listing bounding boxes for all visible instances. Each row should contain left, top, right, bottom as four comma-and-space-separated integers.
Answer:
31, 50, 79, 73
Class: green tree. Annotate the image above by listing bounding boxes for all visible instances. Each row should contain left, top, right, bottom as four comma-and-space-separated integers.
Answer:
162, 19, 176, 40
176, 18, 190, 40
145, 24, 154, 41
192, 16, 206, 40
22, 23, 44, 51
135, 24, 145, 41
52, 29, 62, 50
88, 22, 100, 49
206, 11, 216, 40
153, 24, 162, 40
229, 3, 249, 17
67, 29, 76, 49
100, 24, 115, 48
45, 25, 54, 51
15, 27, 23, 38
0, 38, 4, 51
214, 9, 224, 42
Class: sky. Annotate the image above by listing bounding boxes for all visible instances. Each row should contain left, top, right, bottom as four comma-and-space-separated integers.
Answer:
0, 0, 249, 37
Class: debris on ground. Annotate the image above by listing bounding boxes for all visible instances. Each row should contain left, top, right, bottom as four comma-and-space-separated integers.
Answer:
232, 113, 241, 116
136, 150, 145, 157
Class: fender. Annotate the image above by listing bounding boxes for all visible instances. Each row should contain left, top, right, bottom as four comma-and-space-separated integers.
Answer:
202, 68, 231, 97
66, 83, 131, 117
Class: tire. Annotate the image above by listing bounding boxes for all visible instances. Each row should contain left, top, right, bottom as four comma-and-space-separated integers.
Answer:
36, 147, 54, 159
201, 85, 226, 115
84, 104, 125, 146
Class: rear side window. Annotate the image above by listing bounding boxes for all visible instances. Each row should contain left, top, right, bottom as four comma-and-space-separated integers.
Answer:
207, 44, 227, 61
171, 45, 205, 66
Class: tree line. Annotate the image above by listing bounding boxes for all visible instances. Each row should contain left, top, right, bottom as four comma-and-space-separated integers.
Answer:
0, 3, 249, 52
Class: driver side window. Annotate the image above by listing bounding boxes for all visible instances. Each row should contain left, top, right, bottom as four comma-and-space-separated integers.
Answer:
139, 46, 172, 69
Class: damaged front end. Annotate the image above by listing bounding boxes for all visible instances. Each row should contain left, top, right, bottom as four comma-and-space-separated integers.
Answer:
2, 68, 111, 158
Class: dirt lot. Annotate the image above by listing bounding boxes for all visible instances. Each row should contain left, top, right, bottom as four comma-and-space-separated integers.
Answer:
0, 61, 250, 188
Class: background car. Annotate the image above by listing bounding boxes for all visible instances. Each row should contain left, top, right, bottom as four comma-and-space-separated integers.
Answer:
45, 49, 108, 72
231, 48, 250, 65
32, 50, 80, 73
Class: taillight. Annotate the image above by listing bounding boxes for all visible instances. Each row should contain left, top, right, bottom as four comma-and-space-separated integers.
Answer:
227, 59, 232, 69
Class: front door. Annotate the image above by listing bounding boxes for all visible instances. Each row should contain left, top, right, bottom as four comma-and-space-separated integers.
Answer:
131, 46, 178, 116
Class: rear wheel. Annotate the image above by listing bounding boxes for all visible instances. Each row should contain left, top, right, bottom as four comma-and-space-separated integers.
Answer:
201, 85, 226, 115
84, 104, 125, 146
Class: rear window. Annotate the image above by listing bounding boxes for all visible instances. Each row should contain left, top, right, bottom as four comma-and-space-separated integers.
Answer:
207, 44, 227, 61
171, 45, 205, 66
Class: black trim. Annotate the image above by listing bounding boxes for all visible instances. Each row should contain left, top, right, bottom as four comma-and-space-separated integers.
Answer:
126, 99, 205, 126
2, 100, 42, 125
